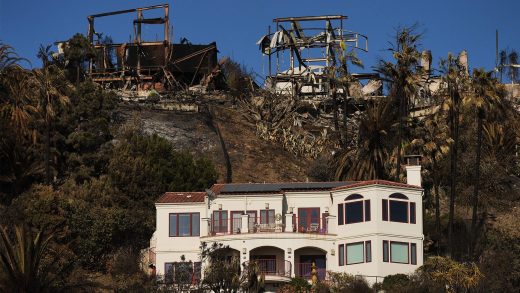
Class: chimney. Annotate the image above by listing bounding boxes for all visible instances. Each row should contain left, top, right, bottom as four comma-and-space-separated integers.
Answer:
404, 155, 422, 187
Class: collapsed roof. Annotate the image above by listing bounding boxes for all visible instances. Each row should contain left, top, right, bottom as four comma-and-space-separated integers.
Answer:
86, 4, 219, 92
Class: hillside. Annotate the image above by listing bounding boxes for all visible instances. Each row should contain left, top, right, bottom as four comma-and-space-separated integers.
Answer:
120, 102, 313, 184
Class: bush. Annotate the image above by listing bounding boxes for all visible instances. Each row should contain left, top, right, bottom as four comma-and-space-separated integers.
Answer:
380, 274, 411, 292
328, 272, 371, 293
277, 277, 311, 292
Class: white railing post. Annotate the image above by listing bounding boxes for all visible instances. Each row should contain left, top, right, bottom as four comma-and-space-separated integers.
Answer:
326, 215, 336, 234
201, 217, 210, 236
285, 213, 294, 232
241, 214, 249, 233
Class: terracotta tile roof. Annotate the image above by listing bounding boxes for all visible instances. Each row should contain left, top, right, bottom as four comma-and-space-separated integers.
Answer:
332, 180, 421, 191
160, 180, 420, 202
156, 192, 206, 204
210, 184, 225, 194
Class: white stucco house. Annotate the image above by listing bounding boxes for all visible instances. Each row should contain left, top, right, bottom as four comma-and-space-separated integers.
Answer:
149, 164, 423, 290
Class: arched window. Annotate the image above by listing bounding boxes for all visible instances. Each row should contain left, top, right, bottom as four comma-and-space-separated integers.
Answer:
338, 194, 370, 226
389, 193, 409, 200
345, 194, 364, 201
382, 194, 416, 224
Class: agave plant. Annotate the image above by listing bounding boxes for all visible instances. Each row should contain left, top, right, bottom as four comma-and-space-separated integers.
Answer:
0, 225, 54, 292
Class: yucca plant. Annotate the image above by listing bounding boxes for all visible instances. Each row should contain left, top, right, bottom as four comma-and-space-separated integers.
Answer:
0, 225, 53, 292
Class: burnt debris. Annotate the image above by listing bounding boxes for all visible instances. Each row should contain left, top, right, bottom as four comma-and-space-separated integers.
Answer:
85, 4, 219, 93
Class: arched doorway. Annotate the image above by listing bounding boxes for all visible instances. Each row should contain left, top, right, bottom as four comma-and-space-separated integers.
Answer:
294, 247, 327, 280
249, 246, 289, 277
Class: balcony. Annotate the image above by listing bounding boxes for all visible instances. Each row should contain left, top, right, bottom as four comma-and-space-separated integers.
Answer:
207, 216, 330, 236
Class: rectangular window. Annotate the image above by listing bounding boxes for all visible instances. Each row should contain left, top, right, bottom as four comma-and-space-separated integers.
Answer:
410, 202, 416, 224
390, 242, 409, 264
365, 241, 372, 262
231, 211, 243, 233
339, 244, 345, 266
383, 240, 389, 262
382, 199, 388, 221
179, 214, 190, 236
411, 243, 417, 265
193, 262, 202, 284
338, 204, 344, 225
389, 201, 408, 223
364, 200, 371, 221
169, 213, 200, 237
260, 209, 275, 225
346, 242, 364, 265
192, 213, 200, 236
165, 262, 200, 285
174, 262, 192, 283
165, 262, 174, 283
345, 201, 364, 224
212, 210, 228, 233
169, 214, 177, 236
247, 211, 257, 231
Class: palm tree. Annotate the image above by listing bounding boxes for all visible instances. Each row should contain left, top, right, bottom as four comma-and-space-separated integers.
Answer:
33, 65, 70, 184
336, 99, 394, 180
63, 34, 96, 84
498, 49, 519, 84
498, 50, 507, 82
412, 115, 451, 254
337, 48, 363, 149
376, 27, 423, 181
0, 43, 24, 70
438, 53, 469, 258
36, 44, 53, 68
0, 67, 37, 140
240, 260, 265, 293
0, 43, 35, 137
0, 225, 54, 292
465, 68, 502, 258
483, 121, 517, 165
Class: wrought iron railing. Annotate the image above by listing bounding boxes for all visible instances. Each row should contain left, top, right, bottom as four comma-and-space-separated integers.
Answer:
248, 259, 291, 278
296, 263, 327, 280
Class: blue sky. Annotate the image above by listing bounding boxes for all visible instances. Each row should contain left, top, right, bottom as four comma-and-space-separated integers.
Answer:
1, 0, 518, 78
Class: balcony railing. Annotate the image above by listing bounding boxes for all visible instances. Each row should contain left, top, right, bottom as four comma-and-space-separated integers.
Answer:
296, 263, 327, 280
248, 259, 291, 278
208, 216, 329, 236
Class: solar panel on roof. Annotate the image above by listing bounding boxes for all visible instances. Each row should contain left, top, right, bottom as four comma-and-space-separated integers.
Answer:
219, 181, 354, 194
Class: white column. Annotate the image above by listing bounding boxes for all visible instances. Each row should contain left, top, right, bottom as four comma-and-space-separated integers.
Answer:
242, 246, 249, 263
201, 218, 210, 236
285, 248, 295, 277
285, 213, 294, 232
326, 215, 337, 234
241, 214, 249, 233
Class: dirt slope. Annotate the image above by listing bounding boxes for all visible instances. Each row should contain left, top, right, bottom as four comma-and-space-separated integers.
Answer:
122, 104, 312, 184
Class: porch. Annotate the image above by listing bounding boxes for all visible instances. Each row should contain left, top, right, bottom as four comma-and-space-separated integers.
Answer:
249, 246, 291, 279
294, 247, 327, 281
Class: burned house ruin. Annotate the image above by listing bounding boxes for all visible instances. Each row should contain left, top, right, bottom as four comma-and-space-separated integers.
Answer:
257, 15, 382, 103
86, 4, 218, 92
